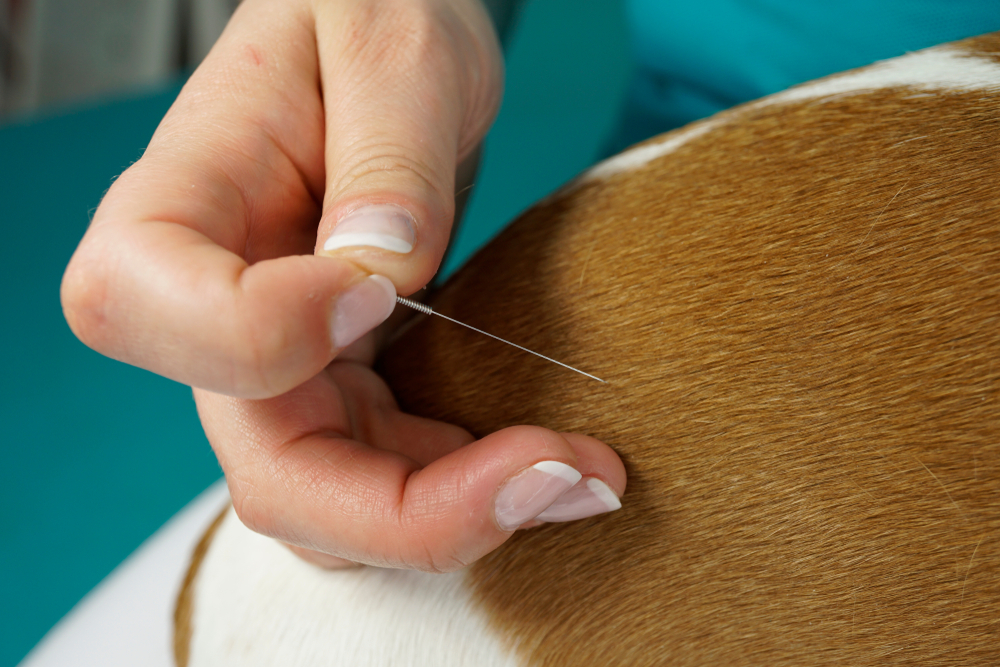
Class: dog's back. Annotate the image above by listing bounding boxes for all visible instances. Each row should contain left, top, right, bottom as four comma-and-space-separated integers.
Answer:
179, 34, 1000, 666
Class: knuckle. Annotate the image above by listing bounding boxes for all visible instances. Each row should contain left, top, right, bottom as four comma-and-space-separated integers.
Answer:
452, 19, 503, 154
410, 537, 468, 574
334, 148, 447, 202
425, 552, 469, 574
341, 0, 444, 71
336, 0, 500, 131
397, 495, 472, 573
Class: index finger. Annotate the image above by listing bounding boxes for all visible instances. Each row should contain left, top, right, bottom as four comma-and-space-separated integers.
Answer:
60, 0, 385, 397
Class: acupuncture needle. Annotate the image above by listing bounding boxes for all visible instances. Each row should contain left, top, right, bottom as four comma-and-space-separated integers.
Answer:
395, 295, 606, 383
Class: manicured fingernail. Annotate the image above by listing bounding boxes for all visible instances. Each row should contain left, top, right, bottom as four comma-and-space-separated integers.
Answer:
331, 274, 396, 350
322, 205, 415, 254
535, 477, 622, 523
494, 461, 582, 531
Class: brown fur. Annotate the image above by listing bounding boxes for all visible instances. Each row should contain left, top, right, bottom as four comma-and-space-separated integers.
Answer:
380, 34, 1000, 665
173, 505, 230, 667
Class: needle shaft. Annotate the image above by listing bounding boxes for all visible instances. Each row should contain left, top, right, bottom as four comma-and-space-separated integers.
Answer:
396, 296, 605, 383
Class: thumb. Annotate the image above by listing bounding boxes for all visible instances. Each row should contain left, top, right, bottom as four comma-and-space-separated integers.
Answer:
312, 0, 503, 294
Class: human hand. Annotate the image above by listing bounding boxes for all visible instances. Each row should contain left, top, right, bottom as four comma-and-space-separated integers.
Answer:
61, 0, 625, 571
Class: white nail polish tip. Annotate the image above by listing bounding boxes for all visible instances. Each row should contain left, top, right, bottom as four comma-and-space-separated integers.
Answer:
323, 232, 413, 254
494, 460, 583, 531
531, 460, 583, 486
323, 204, 416, 254
586, 478, 622, 511
534, 477, 621, 523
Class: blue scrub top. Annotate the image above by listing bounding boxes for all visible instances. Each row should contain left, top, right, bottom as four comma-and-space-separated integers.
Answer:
609, 0, 1000, 152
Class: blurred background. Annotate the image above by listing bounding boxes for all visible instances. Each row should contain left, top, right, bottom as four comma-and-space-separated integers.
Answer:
1, 0, 238, 117
0, 1, 631, 665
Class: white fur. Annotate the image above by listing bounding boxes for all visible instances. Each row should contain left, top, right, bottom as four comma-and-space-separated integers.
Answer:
574, 46, 1000, 186
581, 119, 723, 185
188, 508, 521, 667
763, 47, 1000, 107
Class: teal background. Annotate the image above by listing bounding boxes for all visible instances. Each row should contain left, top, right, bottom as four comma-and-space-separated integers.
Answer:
0, 1, 631, 665
615, 0, 1000, 148
441, 0, 631, 277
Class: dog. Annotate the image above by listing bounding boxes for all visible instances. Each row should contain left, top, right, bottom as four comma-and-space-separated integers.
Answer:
174, 33, 999, 666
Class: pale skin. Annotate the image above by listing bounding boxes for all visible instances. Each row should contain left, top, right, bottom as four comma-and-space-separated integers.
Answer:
61, 0, 626, 571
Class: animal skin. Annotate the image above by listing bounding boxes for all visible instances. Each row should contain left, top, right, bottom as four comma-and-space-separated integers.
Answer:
176, 33, 1000, 666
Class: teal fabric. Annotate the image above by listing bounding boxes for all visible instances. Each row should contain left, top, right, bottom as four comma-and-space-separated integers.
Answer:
611, 0, 1000, 151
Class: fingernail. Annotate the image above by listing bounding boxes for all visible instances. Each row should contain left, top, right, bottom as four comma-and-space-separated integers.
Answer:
331, 274, 396, 350
494, 461, 582, 531
322, 205, 415, 254
535, 477, 622, 523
